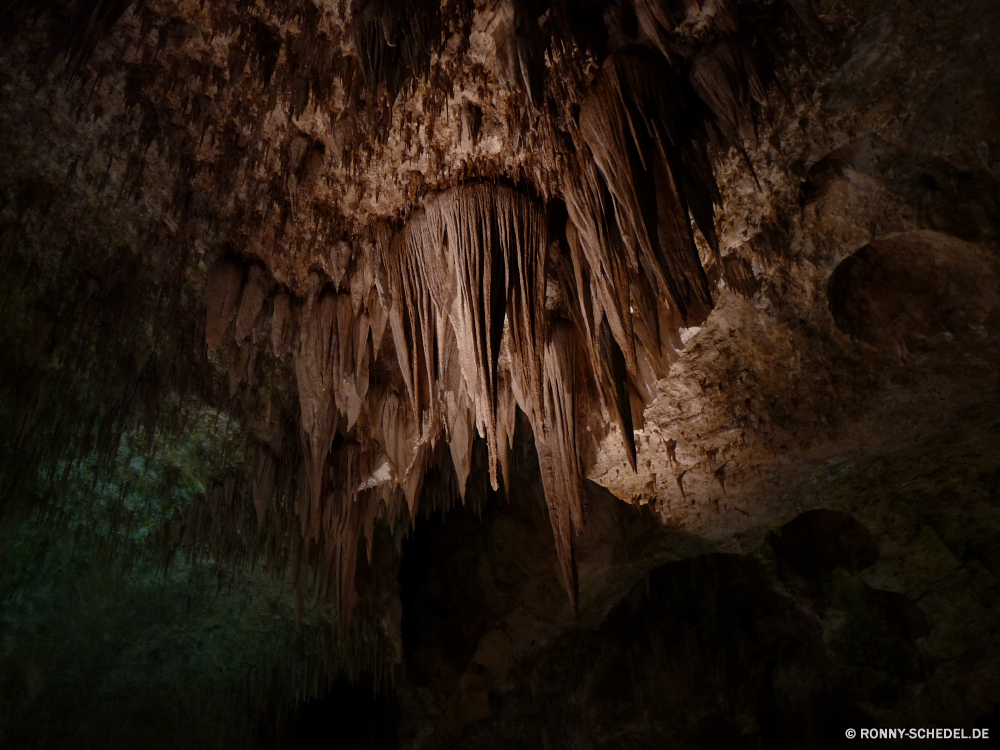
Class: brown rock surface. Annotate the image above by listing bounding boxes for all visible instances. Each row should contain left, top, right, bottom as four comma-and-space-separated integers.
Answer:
1, 0, 1000, 746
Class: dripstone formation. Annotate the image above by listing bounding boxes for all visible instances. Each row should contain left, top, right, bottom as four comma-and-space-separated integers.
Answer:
2, 0, 1000, 747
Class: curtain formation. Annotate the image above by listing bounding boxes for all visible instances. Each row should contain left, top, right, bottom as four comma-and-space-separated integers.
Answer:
0, 0, 817, 631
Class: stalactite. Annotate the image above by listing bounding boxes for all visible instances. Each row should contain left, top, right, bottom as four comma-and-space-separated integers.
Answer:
492, 0, 546, 108
294, 290, 352, 543
599, 314, 639, 469
313, 440, 381, 639
384, 183, 548, 492
494, 368, 517, 493
504, 191, 549, 430
0, 0, 813, 680
271, 289, 296, 357
536, 320, 583, 610
563, 153, 637, 376
633, 0, 740, 58
439, 322, 477, 500
784, 0, 827, 38
561, 188, 637, 470
369, 384, 424, 516
235, 263, 274, 344
204, 257, 244, 353
690, 37, 769, 148
228, 341, 254, 396
631, 0, 676, 60
577, 51, 716, 327
349, 0, 441, 97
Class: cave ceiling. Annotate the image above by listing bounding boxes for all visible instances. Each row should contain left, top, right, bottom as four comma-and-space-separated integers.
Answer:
1, 0, 1000, 744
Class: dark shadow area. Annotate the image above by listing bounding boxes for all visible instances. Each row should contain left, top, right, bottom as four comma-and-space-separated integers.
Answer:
260, 680, 399, 750
448, 503, 998, 750
827, 231, 998, 356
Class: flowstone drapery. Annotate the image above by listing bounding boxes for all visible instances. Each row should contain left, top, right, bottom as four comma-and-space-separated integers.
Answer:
0, 0, 804, 625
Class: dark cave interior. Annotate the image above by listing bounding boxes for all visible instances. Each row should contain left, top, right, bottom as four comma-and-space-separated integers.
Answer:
2, 0, 1000, 747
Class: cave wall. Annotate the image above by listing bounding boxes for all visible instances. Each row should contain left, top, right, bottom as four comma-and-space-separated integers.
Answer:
1, 0, 1000, 745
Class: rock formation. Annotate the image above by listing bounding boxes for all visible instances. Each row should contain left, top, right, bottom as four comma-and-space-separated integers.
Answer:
1, 0, 999, 746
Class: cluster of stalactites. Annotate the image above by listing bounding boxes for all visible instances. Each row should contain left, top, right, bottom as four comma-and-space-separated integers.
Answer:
555, 0, 781, 470
201, 183, 585, 612
200, 35, 774, 612
381, 184, 547, 494
199, 0, 792, 619
204, 177, 711, 616
204, 247, 392, 630
379, 183, 590, 603
348, 0, 442, 97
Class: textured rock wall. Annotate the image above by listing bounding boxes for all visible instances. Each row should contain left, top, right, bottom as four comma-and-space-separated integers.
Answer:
1, 0, 1000, 745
